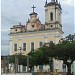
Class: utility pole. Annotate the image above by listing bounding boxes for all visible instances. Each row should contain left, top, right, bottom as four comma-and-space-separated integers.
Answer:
15, 54, 18, 73
7, 55, 9, 73
3, 57, 6, 73
16, 47, 23, 73
27, 55, 29, 72
18, 47, 23, 73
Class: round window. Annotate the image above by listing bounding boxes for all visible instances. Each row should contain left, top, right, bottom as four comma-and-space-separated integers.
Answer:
15, 29, 17, 31
51, 25, 53, 27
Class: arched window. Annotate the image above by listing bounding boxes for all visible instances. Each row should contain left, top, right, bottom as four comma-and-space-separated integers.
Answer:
14, 44, 17, 51
31, 42, 34, 51
23, 43, 26, 51
39, 42, 43, 47
50, 12, 53, 21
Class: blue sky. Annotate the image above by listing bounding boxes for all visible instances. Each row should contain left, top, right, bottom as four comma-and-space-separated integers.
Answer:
1, 0, 75, 55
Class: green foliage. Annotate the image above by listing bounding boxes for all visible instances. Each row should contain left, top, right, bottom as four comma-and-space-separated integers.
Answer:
9, 41, 75, 67
55, 41, 75, 75
9, 55, 27, 66
55, 41, 75, 61
28, 43, 56, 66
28, 47, 49, 65
18, 55, 27, 66
66, 34, 74, 41
9, 55, 15, 63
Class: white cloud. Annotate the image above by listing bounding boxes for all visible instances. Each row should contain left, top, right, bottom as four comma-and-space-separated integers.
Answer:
1, 29, 9, 32
1, 29, 10, 32
1, 45, 9, 55
60, 0, 74, 6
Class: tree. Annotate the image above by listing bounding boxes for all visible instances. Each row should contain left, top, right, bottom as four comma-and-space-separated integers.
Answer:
9, 55, 15, 63
55, 41, 75, 75
9, 55, 27, 66
28, 39, 75, 74
66, 34, 74, 41
28, 43, 56, 71
28, 47, 50, 66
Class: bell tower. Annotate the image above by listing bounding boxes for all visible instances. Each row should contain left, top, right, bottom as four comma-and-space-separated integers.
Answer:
45, 0, 62, 30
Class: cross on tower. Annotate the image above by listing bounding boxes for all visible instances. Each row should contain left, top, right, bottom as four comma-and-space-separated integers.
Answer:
46, 0, 47, 4
31, 5, 36, 13
51, 0, 55, 2
46, 0, 47, 3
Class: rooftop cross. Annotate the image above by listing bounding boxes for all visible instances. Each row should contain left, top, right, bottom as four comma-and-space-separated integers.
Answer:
31, 5, 36, 13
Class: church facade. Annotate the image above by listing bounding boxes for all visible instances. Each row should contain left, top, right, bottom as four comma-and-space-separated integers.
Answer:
9, 0, 64, 72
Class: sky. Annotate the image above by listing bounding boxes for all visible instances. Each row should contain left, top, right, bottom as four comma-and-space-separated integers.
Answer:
1, 0, 75, 55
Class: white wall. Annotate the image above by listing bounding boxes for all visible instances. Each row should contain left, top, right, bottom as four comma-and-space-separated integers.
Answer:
71, 61, 75, 75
